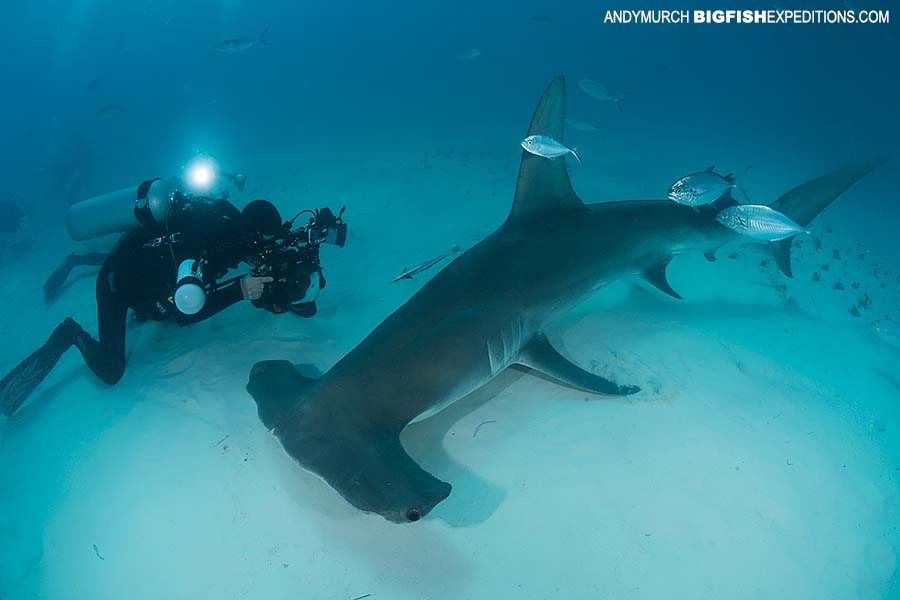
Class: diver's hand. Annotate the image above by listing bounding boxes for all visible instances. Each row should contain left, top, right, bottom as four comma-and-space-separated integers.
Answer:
240, 276, 273, 301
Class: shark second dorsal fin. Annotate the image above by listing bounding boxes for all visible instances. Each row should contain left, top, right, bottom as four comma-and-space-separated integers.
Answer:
507, 76, 585, 223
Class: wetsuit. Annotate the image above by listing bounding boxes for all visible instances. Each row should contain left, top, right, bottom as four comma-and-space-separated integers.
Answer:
0, 196, 254, 415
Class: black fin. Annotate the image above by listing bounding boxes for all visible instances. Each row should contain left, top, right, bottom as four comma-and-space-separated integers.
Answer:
507, 76, 585, 222
247, 360, 315, 430
703, 250, 718, 263
516, 333, 639, 396
643, 260, 682, 299
770, 237, 795, 278
722, 172, 735, 183
0, 319, 80, 416
43, 255, 76, 305
43, 253, 107, 305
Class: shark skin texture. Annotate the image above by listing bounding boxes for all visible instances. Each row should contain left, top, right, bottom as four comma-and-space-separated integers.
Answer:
247, 75, 883, 523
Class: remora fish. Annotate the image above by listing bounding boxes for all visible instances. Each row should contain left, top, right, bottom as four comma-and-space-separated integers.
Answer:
716, 204, 810, 241
669, 166, 750, 208
246, 75, 882, 523
213, 26, 271, 53
521, 134, 583, 165
577, 79, 628, 112
392, 246, 461, 282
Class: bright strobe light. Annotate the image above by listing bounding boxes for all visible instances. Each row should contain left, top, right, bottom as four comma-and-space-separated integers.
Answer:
185, 156, 217, 193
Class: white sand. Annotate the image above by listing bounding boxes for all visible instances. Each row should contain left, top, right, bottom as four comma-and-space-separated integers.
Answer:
1, 145, 898, 599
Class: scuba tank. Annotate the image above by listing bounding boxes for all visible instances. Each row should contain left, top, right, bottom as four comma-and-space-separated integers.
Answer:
173, 259, 205, 315
66, 178, 178, 241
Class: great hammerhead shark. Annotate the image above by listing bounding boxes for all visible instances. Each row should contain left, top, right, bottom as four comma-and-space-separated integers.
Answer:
247, 75, 882, 523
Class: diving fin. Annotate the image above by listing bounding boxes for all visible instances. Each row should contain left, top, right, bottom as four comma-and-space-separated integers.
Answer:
43, 252, 108, 305
247, 360, 316, 430
516, 333, 639, 396
0, 318, 81, 416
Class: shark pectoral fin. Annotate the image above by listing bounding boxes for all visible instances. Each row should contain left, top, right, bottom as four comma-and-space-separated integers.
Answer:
643, 260, 683, 299
247, 360, 316, 430
769, 237, 795, 278
703, 250, 718, 263
516, 333, 639, 396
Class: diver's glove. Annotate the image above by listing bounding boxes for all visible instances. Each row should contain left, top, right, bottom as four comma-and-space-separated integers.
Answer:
240, 276, 274, 301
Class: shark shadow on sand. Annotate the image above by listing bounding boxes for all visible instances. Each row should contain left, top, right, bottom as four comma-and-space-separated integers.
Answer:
247, 75, 884, 523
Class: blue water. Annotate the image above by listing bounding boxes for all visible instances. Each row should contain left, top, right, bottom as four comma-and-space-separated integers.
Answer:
1, 0, 898, 598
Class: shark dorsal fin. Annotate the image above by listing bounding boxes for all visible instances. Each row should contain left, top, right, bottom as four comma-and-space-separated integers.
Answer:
507, 76, 584, 222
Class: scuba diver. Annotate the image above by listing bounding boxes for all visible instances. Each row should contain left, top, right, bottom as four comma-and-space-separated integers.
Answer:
0, 173, 347, 417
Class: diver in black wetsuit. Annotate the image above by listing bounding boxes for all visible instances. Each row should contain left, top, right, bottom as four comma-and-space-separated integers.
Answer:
0, 194, 331, 417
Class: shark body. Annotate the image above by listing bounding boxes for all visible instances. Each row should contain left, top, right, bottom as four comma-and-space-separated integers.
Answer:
248, 76, 882, 523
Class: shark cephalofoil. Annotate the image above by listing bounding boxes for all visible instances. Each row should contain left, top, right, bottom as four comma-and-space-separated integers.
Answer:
248, 76, 882, 523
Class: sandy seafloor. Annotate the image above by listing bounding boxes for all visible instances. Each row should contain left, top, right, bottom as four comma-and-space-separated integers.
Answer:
1, 131, 899, 600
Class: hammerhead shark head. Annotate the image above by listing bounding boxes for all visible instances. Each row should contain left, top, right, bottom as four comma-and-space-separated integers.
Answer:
247, 75, 882, 523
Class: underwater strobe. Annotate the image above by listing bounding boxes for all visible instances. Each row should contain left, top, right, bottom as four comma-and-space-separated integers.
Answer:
66, 178, 178, 241
174, 259, 205, 315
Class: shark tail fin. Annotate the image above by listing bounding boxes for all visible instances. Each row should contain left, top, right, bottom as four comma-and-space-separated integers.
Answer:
767, 158, 886, 277
247, 360, 315, 430
507, 76, 585, 223
259, 25, 271, 45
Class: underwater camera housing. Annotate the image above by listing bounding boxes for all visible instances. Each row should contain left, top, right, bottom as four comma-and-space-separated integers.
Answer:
246, 206, 347, 316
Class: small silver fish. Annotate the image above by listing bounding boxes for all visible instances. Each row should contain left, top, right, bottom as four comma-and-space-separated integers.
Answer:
457, 48, 481, 60
669, 166, 749, 208
95, 103, 124, 119
565, 117, 605, 133
213, 26, 270, 53
716, 205, 810, 241
577, 79, 628, 112
393, 246, 460, 282
521, 135, 583, 165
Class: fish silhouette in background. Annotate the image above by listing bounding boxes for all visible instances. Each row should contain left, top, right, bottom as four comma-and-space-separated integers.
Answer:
213, 26, 271, 53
